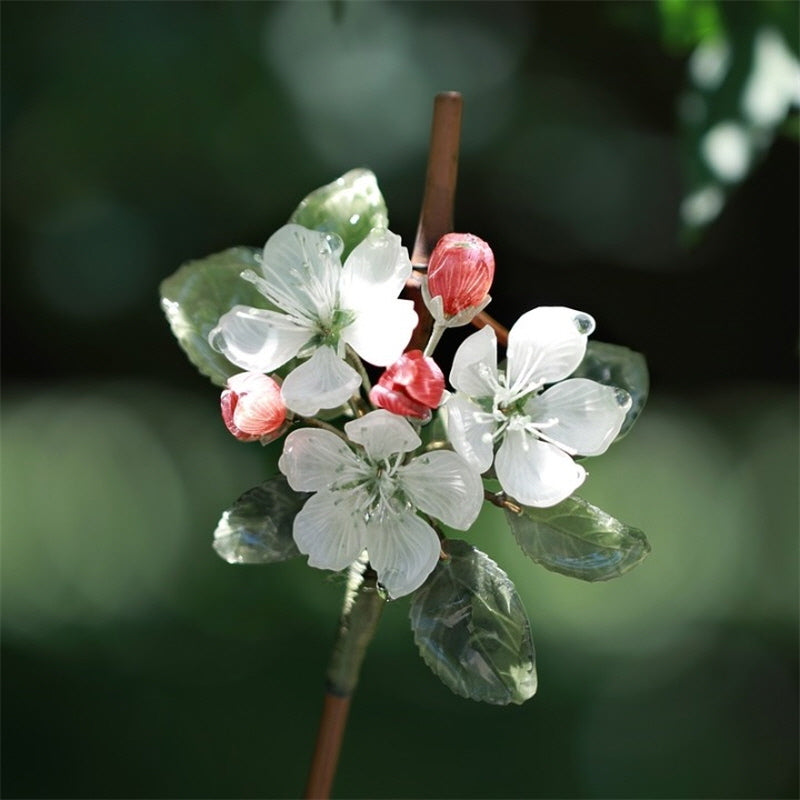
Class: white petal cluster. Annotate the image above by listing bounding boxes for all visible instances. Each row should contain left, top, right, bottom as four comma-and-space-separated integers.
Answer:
209, 224, 418, 416
278, 409, 483, 598
446, 307, 631, 508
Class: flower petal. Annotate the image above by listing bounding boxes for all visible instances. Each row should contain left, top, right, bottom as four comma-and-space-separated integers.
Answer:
227, 372, 287, 436
293, 490, 368, 572
506, 307, 594, 395
210, 306, 311, 372
528, 378, 631, 456
366, 511, 441, 598
259, 224, 342, 324
344, 409, 421, 461
281, 345, 361, 416
495, 428, 586, 507
279, 428, 363, 492
444, 393, 496, 473
338, 228, 412, 309
449, 325, 499, 397
399, 450, 483, 530
340, 298, 417, 366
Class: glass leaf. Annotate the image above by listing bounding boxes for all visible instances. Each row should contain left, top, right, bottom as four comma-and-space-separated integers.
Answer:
571, 340, 649, 439
288, 168, 389, 259
505, 495, 650, 582
213, 475, 308, 564
409, 539, 537, 705
160, 247, 266, 386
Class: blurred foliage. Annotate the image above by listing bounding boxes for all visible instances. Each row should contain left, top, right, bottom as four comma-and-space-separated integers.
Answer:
2, 2, 797, 799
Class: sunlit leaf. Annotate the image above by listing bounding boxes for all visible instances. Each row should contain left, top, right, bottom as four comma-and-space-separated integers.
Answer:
160, 247, 266, 386
213, 475, 308, 564
410, 539, 537, 705
288, 168, 389, 259
505, 495, 650, 582
571, 340, 649, 438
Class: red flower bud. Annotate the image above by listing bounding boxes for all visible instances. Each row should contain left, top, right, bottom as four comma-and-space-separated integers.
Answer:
221, 372, 287, 442
427, 233, 495, 317
369, 350, 445, 420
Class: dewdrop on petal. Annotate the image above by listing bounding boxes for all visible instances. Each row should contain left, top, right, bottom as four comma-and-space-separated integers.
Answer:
221, 371, 288, 443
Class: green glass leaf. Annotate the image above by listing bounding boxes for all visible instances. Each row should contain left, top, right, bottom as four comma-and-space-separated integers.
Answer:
213, 475, 308, 564
505, 495, 650, 582
572, 340, 649, 438
288, 168, 389, 259
160, 247, 266, 386
409, 539, 537, 705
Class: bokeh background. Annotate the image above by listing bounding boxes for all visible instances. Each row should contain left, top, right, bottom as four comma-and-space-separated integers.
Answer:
2, 2, 798, 798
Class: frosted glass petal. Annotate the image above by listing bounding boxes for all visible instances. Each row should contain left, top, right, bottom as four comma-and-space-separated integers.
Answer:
209, 306, 312, 373
281, 345, 361, 416
506, 307, 593, 394
367, 511, 441, 598
293, 490, 368, 572
495, 429, 585, 507
345, 409, 420, 461
445, 393, 495, 473
260, 224, 342, 323
278, 427, 363, 492
341, 299, 417, 366
399, 450, 483, 530
449, 326, 499, 398
528, 378, 630, 456
338, 228, 412, 309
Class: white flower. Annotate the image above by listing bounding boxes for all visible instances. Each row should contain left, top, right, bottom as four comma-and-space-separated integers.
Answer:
278, 409, 483, 598
209, 224, 418, 416
446, 306, 632, 508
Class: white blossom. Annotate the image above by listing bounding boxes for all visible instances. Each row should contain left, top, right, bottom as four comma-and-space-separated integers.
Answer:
278, 409, 483, 598
209, 224, 418, 416
446, 306, 631, 508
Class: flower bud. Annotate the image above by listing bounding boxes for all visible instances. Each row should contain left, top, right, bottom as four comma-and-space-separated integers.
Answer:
369, 350, 445, 420
426, 233, 495, 321
221, 372, 287, 442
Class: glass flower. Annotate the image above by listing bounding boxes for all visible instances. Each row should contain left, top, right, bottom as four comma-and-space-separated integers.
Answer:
209, 224, 418, 416
422, 232, 495, 327
446, 306, 631, 507
278, 409, 483, 598
220, 371, 288, 443
369, 350, 445, 420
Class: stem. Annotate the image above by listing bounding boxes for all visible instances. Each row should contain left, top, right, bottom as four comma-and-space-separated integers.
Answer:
422, 322, 447, 358
304, 557, 386, 799
405, 91, 463, 352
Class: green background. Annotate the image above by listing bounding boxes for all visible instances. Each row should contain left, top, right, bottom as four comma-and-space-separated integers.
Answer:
3, 2, 797, 798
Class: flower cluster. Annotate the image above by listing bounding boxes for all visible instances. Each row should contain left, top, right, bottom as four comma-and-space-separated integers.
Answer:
203, 220, 632, 597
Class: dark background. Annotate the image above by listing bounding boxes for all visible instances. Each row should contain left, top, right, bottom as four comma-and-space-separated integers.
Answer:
3, 2, 798, 798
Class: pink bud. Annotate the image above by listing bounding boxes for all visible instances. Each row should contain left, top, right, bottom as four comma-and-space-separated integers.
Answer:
427, 233, 495, 317
221, 372, 287, 442
369, 350, 445, 420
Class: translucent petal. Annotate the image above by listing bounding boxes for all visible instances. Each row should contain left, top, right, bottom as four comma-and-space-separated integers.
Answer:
399, 450, 483, 530
506, 307, 593, 395
449, 326, 498, 397
259, 224, 342, 324
281, 345, 361, 416
293, 490, 368, 572
444, 393, 496, 473
495, 429, 586, 507
278, 428, 363, 492
367, 511, 441, 598
528, 378, 631, 456
344, 409, 421, 461
209, 306, 311, 372
227, 373, 286, 436
338, 228, 412, 310
341, 299, 417, 366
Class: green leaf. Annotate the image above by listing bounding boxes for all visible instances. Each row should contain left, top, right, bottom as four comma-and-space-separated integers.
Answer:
505, 495, 650, 582
572, 340, 649, 439
160, 247, 266, 386
288, 168, 389, 259
213, 475, 308, 564
409, 539, 537, 705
